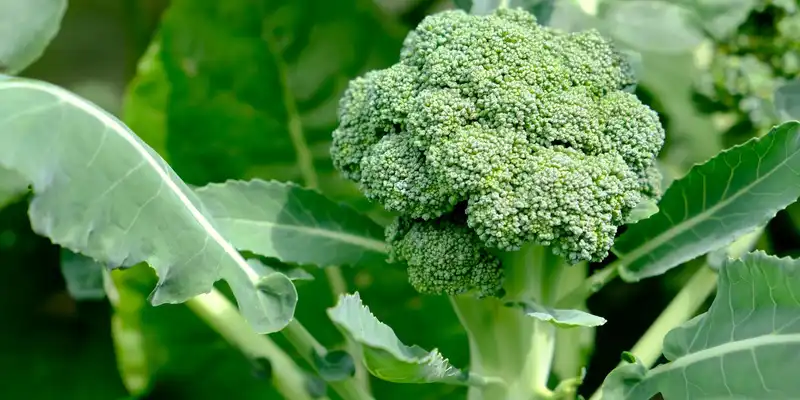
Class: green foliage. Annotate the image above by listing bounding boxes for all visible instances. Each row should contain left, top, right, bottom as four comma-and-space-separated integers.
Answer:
194, 179, 389, 269
0, 0, 66, 74
600, 251, 800, 399
775, 79, 800, 120
602, 1, 704, 54
0, 76, 296, 333
460, 0, 556, 24
615, 121, 800, 281
6, 1, 800, 400
328, 293, 469, 385
127, 0, 405, 210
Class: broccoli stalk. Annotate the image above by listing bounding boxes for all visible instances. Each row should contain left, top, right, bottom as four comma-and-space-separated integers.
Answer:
330, 7, 665, 399
450, 243, 568, 399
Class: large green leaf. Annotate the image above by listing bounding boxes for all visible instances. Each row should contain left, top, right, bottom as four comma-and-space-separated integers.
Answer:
600, 1, 704, 54
194, 179, 388, 268
775, 80, 800, 122
134, 0, 404, 207
670, 0, 759, 40
0, 76, 295, 333
599, 252, 800, 399
327, 293, 469, 385
465, 0, 556, 24
614, 121, 800, 281
0, 0, 66, 74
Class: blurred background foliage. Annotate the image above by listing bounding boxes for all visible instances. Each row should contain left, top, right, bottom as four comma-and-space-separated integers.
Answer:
2, 0, 800, 399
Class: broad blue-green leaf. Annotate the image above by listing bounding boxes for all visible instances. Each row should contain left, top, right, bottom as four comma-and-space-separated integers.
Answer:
775, 79, 800, 122
59, 249, 106, 301
511, 301, 606, 328
0, 76, 295, 333
194, 179, 388, 268
327, 293, 468, 385
614, 121, 800, 281
601, 1, 704, 54
0, 0, 66, 74
468, 0, 556, 24
600, 252, 800, 399
671, 0, 758, 39
0, 166, 28, 208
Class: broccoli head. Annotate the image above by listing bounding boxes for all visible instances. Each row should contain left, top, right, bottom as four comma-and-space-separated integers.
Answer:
331, 8, 664, 296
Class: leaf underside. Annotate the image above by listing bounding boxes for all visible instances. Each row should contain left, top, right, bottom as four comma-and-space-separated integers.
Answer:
0, 77, 295, 333
327, 293, 467, 385
0, 0, 66, 74
514, 300, 607, 328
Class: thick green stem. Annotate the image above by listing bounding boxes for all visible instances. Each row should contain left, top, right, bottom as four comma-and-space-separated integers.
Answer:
186, 290, 315, 400
282, 320, 375, 400
555, 261, 620, 309
450, 243, 562, 400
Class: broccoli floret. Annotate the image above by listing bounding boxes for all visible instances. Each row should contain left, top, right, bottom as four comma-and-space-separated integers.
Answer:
387, 215, 503, 297
331, 8, 664, 296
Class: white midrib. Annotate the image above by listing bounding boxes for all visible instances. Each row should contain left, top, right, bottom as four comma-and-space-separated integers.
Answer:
643, 332, 800, 381
216, 217, 388, 253
2, 81, 259, 282
619, 131, 800, 274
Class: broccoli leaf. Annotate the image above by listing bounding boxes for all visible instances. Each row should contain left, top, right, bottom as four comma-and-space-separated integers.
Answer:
467, 0, 556, 24
511, 301, 606, 328
327, 293, 469, 385
0, 76, 296, 334
0, 0, 66, 74
614, 121, 800, 281
0, 166, 28, 208
194, 179, 388, 269
775, 80, 800, 122
59, 249, 107, 301
671, 0, 759, 40
600, 0, 704, 54
599, 252, 800, 399
127, 0, 404, 215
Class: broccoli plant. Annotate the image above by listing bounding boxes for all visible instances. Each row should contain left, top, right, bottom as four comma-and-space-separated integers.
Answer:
3, 1, 800, 400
